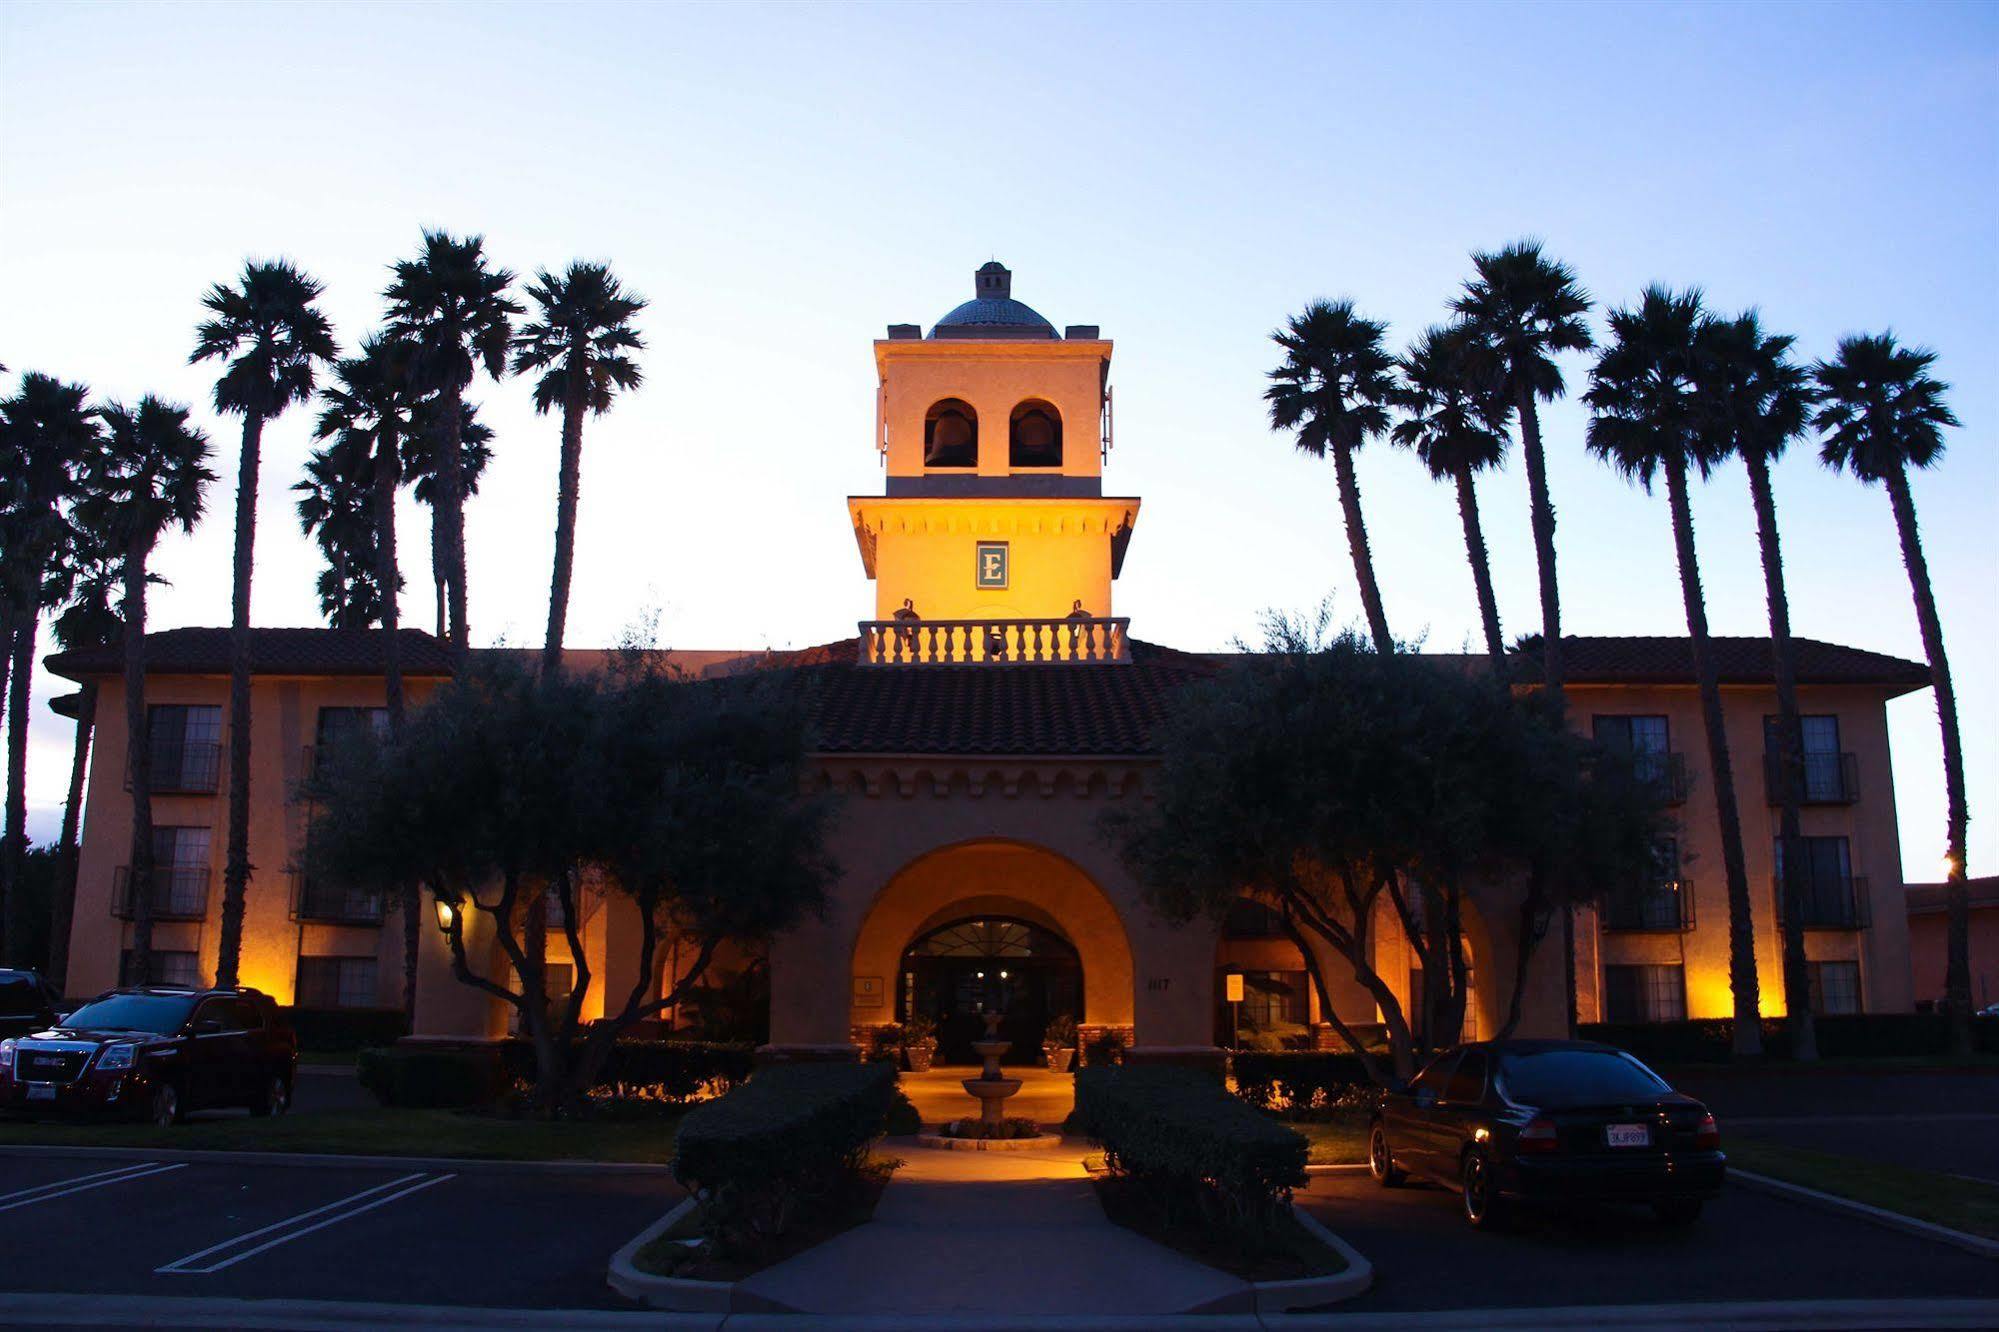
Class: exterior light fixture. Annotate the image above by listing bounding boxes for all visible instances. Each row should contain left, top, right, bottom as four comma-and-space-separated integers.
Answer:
1941, 854, 1960, 878
434, 898, 457, 933
999, 970, 1009, 980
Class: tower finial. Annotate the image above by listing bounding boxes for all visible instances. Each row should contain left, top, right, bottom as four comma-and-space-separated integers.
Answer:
975, 261, 1011, 301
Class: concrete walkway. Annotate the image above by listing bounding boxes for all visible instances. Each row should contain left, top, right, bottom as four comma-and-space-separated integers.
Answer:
901, 1066, 1075, 1128
738, 1138, 1246, 1316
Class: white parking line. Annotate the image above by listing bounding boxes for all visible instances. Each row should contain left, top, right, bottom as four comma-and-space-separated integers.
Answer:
0, 1162, 185, 1213
156, 1172, 455, 1275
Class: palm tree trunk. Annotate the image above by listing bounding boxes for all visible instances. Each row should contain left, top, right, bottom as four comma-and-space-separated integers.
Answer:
541, 364, 587, 679
1515, 389, 1565, 711
1746, 452, 1817, 1061
48, 680, 95, 992
430, 512, 447, 639
1665, 457, 1763, 1056
438, 382, 470, 664
218, 411, 265, 988
1, 618, 34, 966
1330, 443, 1393, 652
1453, 465, 1506, 674
124, 540, 156, 986
1884, 462, 1971, 1054
371, 428, 417, 1029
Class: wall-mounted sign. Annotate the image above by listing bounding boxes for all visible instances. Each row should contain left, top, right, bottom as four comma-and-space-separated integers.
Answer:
975, 540, 1010, 590
853, 976, 884, 1008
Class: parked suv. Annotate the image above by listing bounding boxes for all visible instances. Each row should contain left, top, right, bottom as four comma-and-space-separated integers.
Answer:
1370, 1039, 1725, 1229
0, 986, 297, 1127
0, 970, 62, 1040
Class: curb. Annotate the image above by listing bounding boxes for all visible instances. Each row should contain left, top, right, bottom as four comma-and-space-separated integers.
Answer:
915, 1132, 1066, 1152
1303, 1163, 1368, 1175
1730, 1168, 1999, 1259
0, 1142, 680, 1176
1254, 1205, 1373, 1312
605, 1196, 749, 1313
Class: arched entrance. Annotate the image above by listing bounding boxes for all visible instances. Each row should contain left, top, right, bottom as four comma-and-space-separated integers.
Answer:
900, 916, 1081, 1064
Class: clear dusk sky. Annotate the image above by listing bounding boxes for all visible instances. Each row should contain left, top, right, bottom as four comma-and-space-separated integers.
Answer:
2, 1, 1994, 880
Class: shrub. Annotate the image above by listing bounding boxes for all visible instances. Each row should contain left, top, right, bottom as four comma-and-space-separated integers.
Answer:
356, 1045, 508, 1108
941, 1116, 1040, 1140
1581, 1014, 1999, 1065
1043, 1013, 1078, 1048
885, 1087, 922, 1135
1073, 1064, 1308, 1239
497, 1039, 754, 1100
1231, 1051, 1377, 1116
279, 1006, 408, 1053
672, 1061, 896, 1257
1084, 1027, 1127, 1066
864, 1024, 906, 1063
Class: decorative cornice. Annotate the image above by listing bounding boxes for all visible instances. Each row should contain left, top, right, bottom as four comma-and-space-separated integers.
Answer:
811, 755, 1149, 801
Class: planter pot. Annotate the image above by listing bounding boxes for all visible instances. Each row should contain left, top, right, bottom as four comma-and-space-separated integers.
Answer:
906, 1041, 935, 1073
1044, 1045, 1074, 1073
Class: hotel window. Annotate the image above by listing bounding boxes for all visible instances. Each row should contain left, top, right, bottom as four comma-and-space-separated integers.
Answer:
147, 704, 222, 793
1765, 714, 1849, 802
923, 398, 977, 468
1775, 835, 1861, 927
120, 826, 211, 918
1604, 839, 1687, 931
1603, 964, 1687, 1023
314, 707, 389, 775
1238, 970, 1307, 1028
1408, 967, 1481, 1041
1808, 961, 1863, 1015
119, 950, 202, 988
1594, 714, 1679, 797
1222, 897, 1286, 939
297, 956, 379, 1009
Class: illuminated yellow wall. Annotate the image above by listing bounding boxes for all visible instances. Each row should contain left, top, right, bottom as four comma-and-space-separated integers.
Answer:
875, 338, 1110, 479
851, 496, 1137, 621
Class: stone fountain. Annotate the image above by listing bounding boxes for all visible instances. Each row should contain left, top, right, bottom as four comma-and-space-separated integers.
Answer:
962, 1008, 1023, 1127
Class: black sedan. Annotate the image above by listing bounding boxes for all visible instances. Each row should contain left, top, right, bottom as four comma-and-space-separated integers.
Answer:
0, 970, 62, 1041
1369, 1039, 1724, 1229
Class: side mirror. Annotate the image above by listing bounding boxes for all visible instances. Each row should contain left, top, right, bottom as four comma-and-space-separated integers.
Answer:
189, 1019, 224, 1036
1414, 1087, 1438, 1110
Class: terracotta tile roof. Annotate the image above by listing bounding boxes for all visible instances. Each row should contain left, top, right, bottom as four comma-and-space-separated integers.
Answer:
1506, 636, 1930, 690
45, 627, 458, 679
1906, 878, 1999, 915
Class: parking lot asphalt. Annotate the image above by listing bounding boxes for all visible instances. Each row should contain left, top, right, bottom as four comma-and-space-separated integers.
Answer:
0, 1151, 676, 1309
1300, 1171, 1999, 1312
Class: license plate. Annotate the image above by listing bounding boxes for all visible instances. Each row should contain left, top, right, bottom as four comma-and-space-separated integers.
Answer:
26, 1084, 55, 1102
1606, 1122, 1650, 1148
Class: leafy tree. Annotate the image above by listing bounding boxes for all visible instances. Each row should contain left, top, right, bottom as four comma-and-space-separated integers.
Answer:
1814, 333, 1970, 1052
1586, 287, 1763, 1056
512, 262, 647, 677
190, 260, 337, 989
1390, 323, 1515, 671
384, 230, 520, 660
404, 398, 494, 639
1452, 241, 1594, 711
1696, 311, 1817, 1059
46, 526, 125, 990
76, 397, 215, 985
303, 659, 836, 1115
0, 373, 96, 965
1265, 301, 1398, 651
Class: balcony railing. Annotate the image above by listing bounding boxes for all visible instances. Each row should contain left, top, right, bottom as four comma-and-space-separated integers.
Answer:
1602, 878, 1695, 932
1763, 751, 1859, 806
858, 616, 1131, 666
290, 871, 385, 925
111, 866, 211, 921
1632, 752, 1690, 806
125, 740, 222, 795
1773, 874, 1872, 930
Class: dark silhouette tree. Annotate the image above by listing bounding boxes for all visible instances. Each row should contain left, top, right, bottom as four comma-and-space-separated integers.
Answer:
404, 398, 494, 638
512, 262, 647, 677
1586, 286, 1763, 1056
190, 259, 336, 989
77, 397, 214, 985
46, 530, 125, 990
1813, 333, 1969, 1053
295, 437, 395, 630
1696, 311, 1817, 1059
1390, 323, 1515, 672
1266, 300, 1399, 652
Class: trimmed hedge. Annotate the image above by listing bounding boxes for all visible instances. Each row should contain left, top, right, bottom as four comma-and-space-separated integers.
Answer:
1583, 1014, 1999, 1065
671, 1060, 896, 1255
278, 1006, 408, 1052
497, 1039, 754, 1100
1072, 1064, 1308, 1237
1230, 1051, 1377, 1116
356, 1045, 508, 1108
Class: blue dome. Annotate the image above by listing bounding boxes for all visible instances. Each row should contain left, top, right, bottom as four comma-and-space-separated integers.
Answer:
929, 262, 1059, 340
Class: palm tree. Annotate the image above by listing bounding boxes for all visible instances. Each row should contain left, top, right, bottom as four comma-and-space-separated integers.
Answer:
295, 439, 394, 630
384, 230, 520, 661
190, 260, 337, 989
1453, 241, 1594, 710
0, 373, 95, 966
46, 530, 124, 992
78, 398, 214, 985
512, 262, 647, 677
1814, 333, 1969, 1053
1696, 311, 1817, 1059
1266, 300, 1398, 652
1586, 286, 1763, 1056
405, 397, 495, 637
1390, 323, 1515, 672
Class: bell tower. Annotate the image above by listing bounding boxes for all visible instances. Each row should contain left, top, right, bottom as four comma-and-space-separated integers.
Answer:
849, 264, 1139, 656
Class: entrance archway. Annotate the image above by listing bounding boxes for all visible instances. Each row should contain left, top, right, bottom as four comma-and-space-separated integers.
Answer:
900, 916, 1081, 1064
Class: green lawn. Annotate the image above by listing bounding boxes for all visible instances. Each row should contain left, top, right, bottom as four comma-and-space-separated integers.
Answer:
0, 1107, 681, 1164
1726, 1138, 1999, 1241
1292, 1111, 1370, 1165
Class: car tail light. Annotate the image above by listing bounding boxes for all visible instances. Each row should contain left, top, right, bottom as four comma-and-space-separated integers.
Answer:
1694, 1112, 1720, 1150
0, 1039, 13, 1074
1519, 1117, 1560, 1154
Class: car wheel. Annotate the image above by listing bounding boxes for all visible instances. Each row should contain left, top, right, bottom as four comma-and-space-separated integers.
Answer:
1461, 1149, 1507, 1230
1369, 1124, 1405, 1187
249, 1074, 290, 1119
1653, 1198, 1703, 1226
148, 1083, 181, 1129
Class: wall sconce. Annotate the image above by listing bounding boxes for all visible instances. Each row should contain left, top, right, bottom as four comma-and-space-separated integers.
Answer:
434, 897, 458, 933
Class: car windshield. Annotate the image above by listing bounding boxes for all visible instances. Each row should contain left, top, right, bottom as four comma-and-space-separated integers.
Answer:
1496, 1050, 1671, 1107
61, 994, 197, 1035
0, 976, 41, 1016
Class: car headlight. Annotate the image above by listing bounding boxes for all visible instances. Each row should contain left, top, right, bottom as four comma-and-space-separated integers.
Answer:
97, 1045, 135, 1072
0, 1039, 13, 1073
